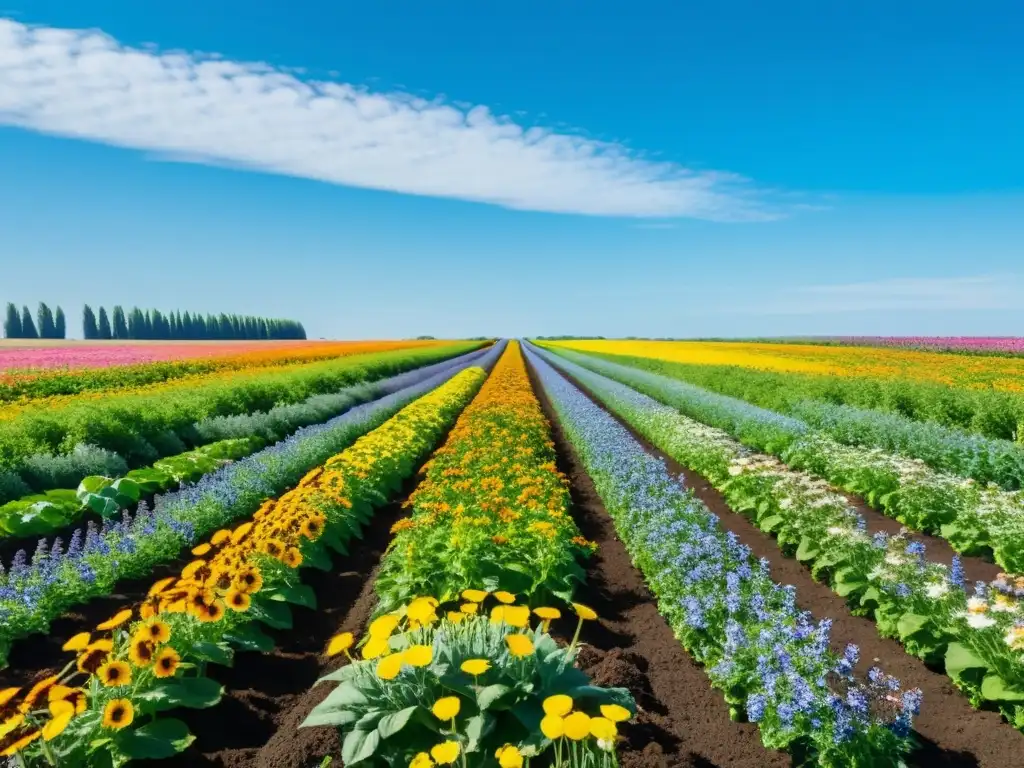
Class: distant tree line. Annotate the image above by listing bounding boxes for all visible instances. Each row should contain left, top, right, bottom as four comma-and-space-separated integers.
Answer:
82, 306, 306, 340
3, 302, 67, 339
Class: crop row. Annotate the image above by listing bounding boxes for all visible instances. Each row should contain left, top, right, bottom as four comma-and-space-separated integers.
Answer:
305, 341, 635, 767
546, 346, 1024, 573
0, 339, 447, 402
1, 362, 490, 765
0, 341, 483, 500
0, 345, 495, 540
0, 344, 504, 666
529, 344, 1024, 732
552, 341, 1024, 441
524, 343, 920, 766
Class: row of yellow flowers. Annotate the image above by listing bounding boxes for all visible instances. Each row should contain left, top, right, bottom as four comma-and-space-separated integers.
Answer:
303, 342, 634, 766
551, 339, 1024, 393
0, 366, 487, 766
0, 340, 446, 420
374, 341, 594, 611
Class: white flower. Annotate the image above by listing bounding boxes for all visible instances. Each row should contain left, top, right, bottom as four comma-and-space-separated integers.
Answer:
967, 597, 989, 614
727, 466, 743, 477
966, 613, 997, 630
925, 582, 949, 599
779, 498, 794, 510
827, 526, 848, 536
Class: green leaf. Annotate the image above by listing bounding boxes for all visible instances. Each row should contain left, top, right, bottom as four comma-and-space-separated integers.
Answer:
760, 515, 783, 533
982, 673, 1024, 703
476, 684, 511, 711
342, 728, 381, 765
795, 536, 820, 563
896, 613, 930, 642
224, 624, 275, 653
192, 641, 233, 667
268, 584, 318, 609
377, 706, 418, 740
254, 598, 293, 629
304, 545, 334, 572
116, 718, 195, 759
136, 677, 223, 712
945, 642, 989, 677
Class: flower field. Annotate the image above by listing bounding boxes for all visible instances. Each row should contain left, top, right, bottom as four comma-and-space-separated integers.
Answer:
3, 335, 1024, 767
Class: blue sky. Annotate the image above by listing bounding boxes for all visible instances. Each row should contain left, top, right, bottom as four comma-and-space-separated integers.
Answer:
1, 1, 1022, 339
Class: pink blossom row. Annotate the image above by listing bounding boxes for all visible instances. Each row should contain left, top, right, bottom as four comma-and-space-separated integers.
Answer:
834, 336, 1024, 354
0, 342, 303, 372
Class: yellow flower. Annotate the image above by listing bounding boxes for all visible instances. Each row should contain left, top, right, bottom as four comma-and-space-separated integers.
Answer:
42, 700, 74, 741
376, 654, 404, 680
600, 704, 631, 723
129, 638, 156, 667
491, 605, 530, 628
563, 711, 591, 741
326, 632, 354, 657
0, 687, 21, 708
461, 589, 488, 603
432, 696, 461, 721
459, 603, 479, 615
0, 728, 40, 756
368, 614, 401, 639
191, 543, 212, 557
495, 745, 524, 768
541, 714, 565, 740
494, 591, 516, 604
572, 603, 597, 621
153, 647, 181, 678
404, 645, 434, 667
96, 608, 133, 631
98, 661, 131, 687
505, 634, 534, 657
47, 686, 86, 715
226, 589, 252, 612
62, 632, 91, 652
430, 740, 461, 765
460, 658, 491, 676
409, 753, 434, 768
407, 597, 439, 623
102, 699, 134, 729
589, 716, 617, 741
0, 714, 23, 740
533, 607, 561, 621
141, 619, 171, 644
543, 695, 573, 717
361, 636, 391, 660
446, 611, 467, 624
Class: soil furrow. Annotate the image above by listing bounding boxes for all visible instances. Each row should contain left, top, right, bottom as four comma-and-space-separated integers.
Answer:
526, 358, 792, 768
536, 355, 1024, 768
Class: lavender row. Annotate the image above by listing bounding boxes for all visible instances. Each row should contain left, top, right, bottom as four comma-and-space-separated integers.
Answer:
0, 342, 505, 666
523, 343, 919, 766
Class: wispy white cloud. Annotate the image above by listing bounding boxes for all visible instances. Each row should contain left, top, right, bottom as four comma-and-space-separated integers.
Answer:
729, 274, 1024, 315
0, 19, 776, 220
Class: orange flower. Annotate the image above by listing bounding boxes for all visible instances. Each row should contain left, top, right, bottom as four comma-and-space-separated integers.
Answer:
96, 608, 133, 631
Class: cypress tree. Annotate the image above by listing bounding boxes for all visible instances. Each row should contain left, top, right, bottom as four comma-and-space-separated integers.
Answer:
21, 306, 38, 338
37, 302, 55, 339
98, 307, 112, 340
127, 307, 144, 339
83, 306, 99, 339
151, 310, 165, 339
54, 307, 66, 339
168, 312, 179, 340
112, 306, 128, 339
181, 311, 192, 340
4, 303, 22, 338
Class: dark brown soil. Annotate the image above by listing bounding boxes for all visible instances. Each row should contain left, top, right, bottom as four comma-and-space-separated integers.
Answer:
527, 358, 791, 768
534, 353, 1024, 768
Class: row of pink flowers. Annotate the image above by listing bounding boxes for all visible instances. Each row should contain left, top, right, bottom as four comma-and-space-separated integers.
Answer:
833, 337, 1024, 355
0, 341, 310, 372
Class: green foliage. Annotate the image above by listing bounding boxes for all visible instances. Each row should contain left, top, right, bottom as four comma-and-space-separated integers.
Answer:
83, 305, 99, 340
20, 305, 38, 339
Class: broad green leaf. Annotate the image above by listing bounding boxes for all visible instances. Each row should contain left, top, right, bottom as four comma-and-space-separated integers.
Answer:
116, 718, 195, 759
268, 583, 318, 609
342, 728, 380, 765
982, 673, 1024, 703
377, 706, 418, 739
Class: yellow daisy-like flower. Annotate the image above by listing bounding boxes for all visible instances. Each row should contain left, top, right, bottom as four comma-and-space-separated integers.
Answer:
141, 619, 171, 644
153, 647, 181, 679
572, 603, 598, 621
541, 714, 565, 740
403, 645, 434, 667
102, 699, 134, 730
62, 632, 91, 652
98, 661, 131, 687
543, 695, 573, 717
533, 607, 561, 621
96, 608, 133, 631
407, 597, 439, 623
147, 576, 176, 597
409, 753, 434, 768
460, 658, 491, 676
361, 636, 391, 660
376, 654, 404, 680
446, 611, 467, 624
563, 711, 592, 741
0, 687, 21, 708
494, 591, 517, 605
129, 638, 156, 667
42, 700, 74, 741
327, 632, 354, 657
505, 634, 534, 657
590, 716, 617, 741
430, 740, 461, 765
46, 685, 86, 715
0, 728, 40, 756
191, 543, 212, 557
495, 745, 524, 768
226, 589, 252, 612
600, 704, 631, 723
491, 605, 531, 628
432, 696, 461, 721
368, 614, 401, 639
461, 589, 488, 603
459, 603, 479, 615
